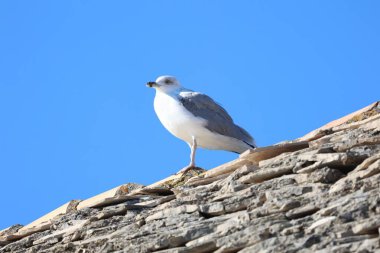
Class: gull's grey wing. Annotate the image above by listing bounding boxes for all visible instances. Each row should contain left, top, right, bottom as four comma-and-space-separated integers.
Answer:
178, 92, 255, 146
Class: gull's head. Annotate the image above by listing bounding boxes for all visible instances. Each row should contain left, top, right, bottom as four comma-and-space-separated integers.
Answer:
146, 75, 182, 93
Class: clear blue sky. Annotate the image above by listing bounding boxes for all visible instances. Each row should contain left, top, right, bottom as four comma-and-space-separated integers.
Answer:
0, 1, 379, 230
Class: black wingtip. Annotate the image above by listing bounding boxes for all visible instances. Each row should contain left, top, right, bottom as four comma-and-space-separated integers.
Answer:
243, 141, 257, 149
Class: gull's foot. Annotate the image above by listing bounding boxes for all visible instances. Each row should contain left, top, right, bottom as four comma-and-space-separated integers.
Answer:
176, 165, 195, 175
175, 166, 206, 177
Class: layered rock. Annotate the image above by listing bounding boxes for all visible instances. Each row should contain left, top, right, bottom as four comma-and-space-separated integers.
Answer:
1, 101, 379, 253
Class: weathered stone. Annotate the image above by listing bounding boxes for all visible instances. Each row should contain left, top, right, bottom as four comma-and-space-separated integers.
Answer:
299, 101, 379, 141
145, 205, 198, 222
240, 141, 309, 164
227, 164, 259, 180
279, 200, 301, 212
308, 167, 345, 184
203, 158, 253, 178
265, 185, 313, 201
0, 225, 24, 246
335, 113, 380, 131
1, 200, 81, 246
135, 195, 176, 208
258, 150, 304, 168
77, 184, 143, 210
329, 159, 380, 194
294, 152, 352, 174
214, 211, 250, 235
223, 197, 251, 213
2, 102, 380, 253
0, 225, 23, 238
307, 216, 336, 231
215, 228, 268, 253
184, 173, 228, 187
23, 200, 80, 232
184, 232, 219, 252
351, 152, 380, 172
165, 224, 214, 247
33, 220, 87, 245
131, 187, 174, 196
352, 216, 380, 235
240, 165, 293, 184
286, 204, 320, 219
199, 202, 225, 216
139, 168, 205, 192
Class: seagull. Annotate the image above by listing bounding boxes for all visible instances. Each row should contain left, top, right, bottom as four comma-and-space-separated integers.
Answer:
147, 75, 256, 173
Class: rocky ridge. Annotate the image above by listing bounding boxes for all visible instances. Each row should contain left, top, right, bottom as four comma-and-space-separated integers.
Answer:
1, 101, 379, 253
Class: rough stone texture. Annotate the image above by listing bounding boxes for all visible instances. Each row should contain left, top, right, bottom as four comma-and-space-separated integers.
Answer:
1, 102, 379, 253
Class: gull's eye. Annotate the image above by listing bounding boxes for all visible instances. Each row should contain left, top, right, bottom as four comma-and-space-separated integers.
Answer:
164, 79, 173, 85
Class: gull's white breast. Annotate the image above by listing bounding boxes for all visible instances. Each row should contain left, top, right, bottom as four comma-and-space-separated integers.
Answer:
154, 90, 206, 145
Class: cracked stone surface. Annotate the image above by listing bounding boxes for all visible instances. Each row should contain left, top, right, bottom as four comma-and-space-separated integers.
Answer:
1, 104, 379, 253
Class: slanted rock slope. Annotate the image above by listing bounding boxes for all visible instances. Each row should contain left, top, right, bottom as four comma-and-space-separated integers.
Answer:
1, 101, 379, 253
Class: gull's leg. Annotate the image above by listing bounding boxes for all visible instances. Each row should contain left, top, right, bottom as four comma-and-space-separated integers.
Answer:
177, 136, 197, 174
189, 136, 197, 167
